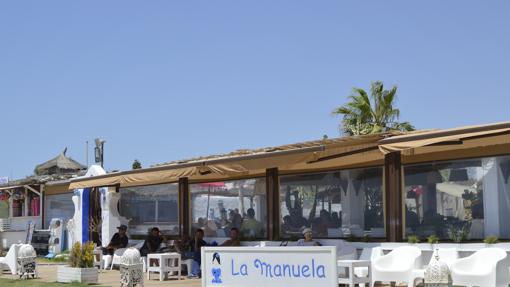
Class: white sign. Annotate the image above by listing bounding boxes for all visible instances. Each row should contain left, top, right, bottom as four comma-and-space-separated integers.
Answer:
201, 246, 338, 287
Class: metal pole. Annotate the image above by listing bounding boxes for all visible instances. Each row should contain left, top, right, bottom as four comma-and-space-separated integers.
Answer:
86, 141, 89, 167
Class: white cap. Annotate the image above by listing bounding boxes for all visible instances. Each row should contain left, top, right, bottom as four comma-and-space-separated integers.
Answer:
302, 228, 312, 235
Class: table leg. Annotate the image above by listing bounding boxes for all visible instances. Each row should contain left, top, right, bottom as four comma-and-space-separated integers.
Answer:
178, 258, 181, 280
348, 266, 355, 287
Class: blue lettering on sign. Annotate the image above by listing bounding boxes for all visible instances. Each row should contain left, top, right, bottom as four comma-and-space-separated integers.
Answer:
231, 259, 248, 276
251, 258, 326, 279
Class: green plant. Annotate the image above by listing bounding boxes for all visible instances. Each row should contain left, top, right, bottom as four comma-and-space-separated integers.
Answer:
69, 242, 81, 268
346, 234, 358, 242
69, 241, 95, 268
427, 234, 439, 244
407, 235, 420, 244
132, 159, 142, 169
448, 223, 470, 243
484, 235, 499, 245
332, 81, 414, 136
361, 234, 372, 242
80, 242, 95, 268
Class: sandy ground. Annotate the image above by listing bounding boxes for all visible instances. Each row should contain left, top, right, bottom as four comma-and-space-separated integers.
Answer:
6, 264, 202, 287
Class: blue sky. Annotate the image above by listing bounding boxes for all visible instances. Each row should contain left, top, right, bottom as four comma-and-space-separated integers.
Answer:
1, 1, 509, 179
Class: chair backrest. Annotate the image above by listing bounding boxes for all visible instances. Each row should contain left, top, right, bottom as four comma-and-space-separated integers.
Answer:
4, 244, 22, 274
359, 247, 383, 261
429, 248, 458, 268
472, 248, 507, 263
388, 246, 421, 268
114, 248, 127, 256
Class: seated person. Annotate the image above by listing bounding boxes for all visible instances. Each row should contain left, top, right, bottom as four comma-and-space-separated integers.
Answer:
140, 227, 163, 256
185, 229, 208, 278
103, 224, 129, 255
221, 228, 241, 246
240, 208, 263, 238
297, 228, 321, 246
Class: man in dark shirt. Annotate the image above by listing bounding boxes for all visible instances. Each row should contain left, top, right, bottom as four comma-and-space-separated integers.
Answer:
140, 227, 163, 256
104, 224, 129, 255
186, 229, 207, 278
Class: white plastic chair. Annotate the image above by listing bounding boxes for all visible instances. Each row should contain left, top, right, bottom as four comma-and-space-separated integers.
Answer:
0, 244, 22, 275
354, 247, 383, 278
110, 242, 144, 270
372, 246, 422, 287
181, 258, 193, 275
451, 248, 508, 287
409, 248, 458, 287
110, 248, 128, 270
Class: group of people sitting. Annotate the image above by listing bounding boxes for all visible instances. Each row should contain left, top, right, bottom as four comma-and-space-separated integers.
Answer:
102, 223, 318, 279
282, 209, 342, 237
194, 207, 264, 239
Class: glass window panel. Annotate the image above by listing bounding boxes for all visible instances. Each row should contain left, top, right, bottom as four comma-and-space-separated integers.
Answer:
404, 158, 488, 240
119, 183, 179, 236
12, 188, 25, 217
0, 191, 9, 219
279, 167, 384, 239
44, 193, 74, 227
190, 178, 267, 239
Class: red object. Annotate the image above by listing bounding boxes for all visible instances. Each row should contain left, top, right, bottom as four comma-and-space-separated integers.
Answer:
198, 182, 225, 188
411, 185, 424, 196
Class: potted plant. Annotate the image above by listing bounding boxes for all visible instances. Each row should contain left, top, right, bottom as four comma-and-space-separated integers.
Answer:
57, 241, 97, 284
427, 234, 439, 249
484, 235, 499, 246
407, 235, 420, 244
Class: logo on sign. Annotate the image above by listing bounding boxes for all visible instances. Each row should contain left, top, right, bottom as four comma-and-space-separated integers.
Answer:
211, 252, 222, 284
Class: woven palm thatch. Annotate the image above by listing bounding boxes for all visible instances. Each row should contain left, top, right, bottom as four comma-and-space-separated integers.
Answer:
34, 148, 86, 176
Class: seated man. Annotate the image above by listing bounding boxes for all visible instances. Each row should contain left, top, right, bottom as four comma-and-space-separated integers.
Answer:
185, 229, 208, 278
221, 228, 241, 246
297, 228, 321, 246
103, 224, 129, 255
240, 208, 262, 238
140, 227, 163, 256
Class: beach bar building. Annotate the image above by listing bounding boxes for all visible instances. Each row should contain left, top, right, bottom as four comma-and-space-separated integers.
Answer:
0, 149, 85, 248
67, 121, 510, 248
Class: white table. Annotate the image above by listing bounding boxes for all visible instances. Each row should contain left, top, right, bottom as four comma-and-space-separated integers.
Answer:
93, 249, 104, 271
147, 253, 181, 281
337, 259, 371, 287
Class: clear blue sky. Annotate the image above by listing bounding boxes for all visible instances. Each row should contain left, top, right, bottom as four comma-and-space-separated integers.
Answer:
1, 1, 509, 179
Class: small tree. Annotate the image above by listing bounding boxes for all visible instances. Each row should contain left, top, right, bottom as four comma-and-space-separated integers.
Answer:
132, 159, 142, 169
332, 81, 415, 136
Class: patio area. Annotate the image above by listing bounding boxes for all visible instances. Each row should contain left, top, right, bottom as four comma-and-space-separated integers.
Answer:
3, 264, 201, 287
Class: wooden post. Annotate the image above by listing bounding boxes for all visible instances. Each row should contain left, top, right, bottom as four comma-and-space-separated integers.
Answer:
179, 177, 190, 237
384, 152, 403, 242
266, 168, 279, 241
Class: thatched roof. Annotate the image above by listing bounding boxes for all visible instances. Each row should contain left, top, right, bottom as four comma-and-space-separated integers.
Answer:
34, 148, 86, 176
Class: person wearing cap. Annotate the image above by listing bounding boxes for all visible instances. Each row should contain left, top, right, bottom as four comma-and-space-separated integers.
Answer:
104, 224, 129, 255
140, 227, 163, 256
297, 228, 321, 246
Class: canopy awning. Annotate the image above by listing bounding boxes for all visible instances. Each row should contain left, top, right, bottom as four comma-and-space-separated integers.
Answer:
379, 121, 510, 154
68, 133, 392, 190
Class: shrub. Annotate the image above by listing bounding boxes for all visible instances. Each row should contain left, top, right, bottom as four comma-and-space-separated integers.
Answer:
81, 242, 95, 268
484, 235, 499, 245
407, 235, 420, 244
69, 242, 81, 268
427, 234, 439, 244
69, 241, 95, 268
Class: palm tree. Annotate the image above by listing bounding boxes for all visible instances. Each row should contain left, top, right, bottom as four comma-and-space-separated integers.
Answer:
333, 81, 415, 135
